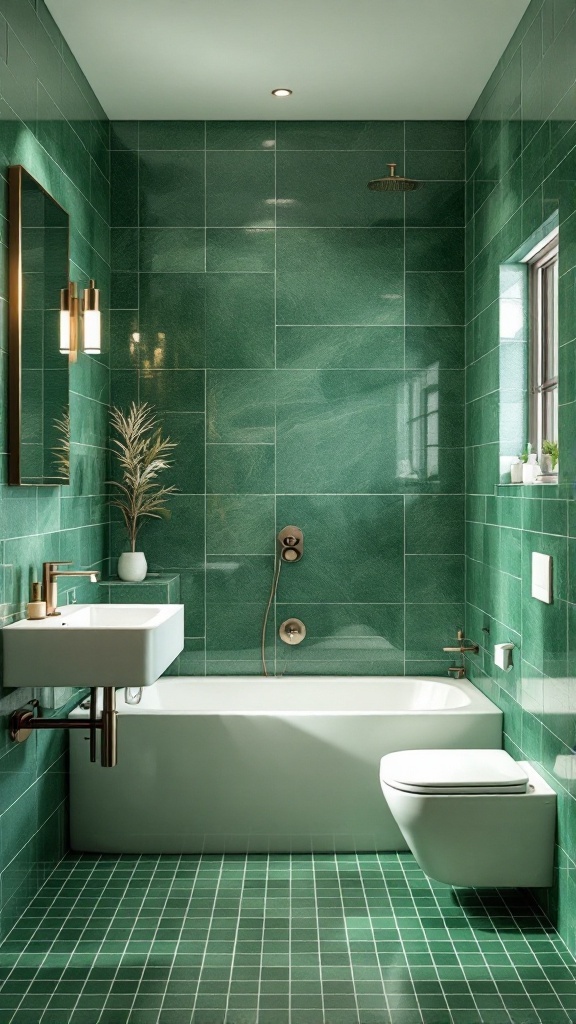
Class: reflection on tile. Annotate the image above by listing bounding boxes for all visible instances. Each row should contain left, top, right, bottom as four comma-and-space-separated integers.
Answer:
207, 369, 275, 443
139, 228, 205, 272
276, 326, 404, 369
276, 229, 404, 325
206, 151, 275, 227
206, 228, 274, 272
276, 369, 404, 493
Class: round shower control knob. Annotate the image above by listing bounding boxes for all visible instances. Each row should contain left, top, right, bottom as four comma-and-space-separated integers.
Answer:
279, 618, 306, 645
282, 548, 299, 562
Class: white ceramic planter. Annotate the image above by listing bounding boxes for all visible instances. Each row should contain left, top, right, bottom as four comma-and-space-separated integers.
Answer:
510, 462, 523, 484
540, 454, 558, 477
117, 551, 147, 582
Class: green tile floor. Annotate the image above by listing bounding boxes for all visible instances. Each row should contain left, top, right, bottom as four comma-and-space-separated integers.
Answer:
0, 853, 574, 1024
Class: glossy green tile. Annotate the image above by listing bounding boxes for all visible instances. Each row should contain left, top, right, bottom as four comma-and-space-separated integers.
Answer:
139, 151, 205, 227
131, 495, 204, 570
206, 443, 274, 494
138, 369, 205, 412
205, 228, 274, 272
110, 120, 138, 151
206, 121, 276, 150
405, 150, 466, 181
111, 228, 138, 271
138, 120, 204, 150
405, 326, 464, 368
405, 273, 465, 326
275, 369, 403, 493
206, 554, 274, 604
275, 121, 404, 150
276, 495, 404, 602
405, 496, 465, 553
405, 122, 465, 150
276, 151, 404, 227
138, 228, 205, 272
276, 229, 403, 326
206, 495, 275, 554
111, 151, 138, 226
111, 272, 138, 309
205, 273, 274, 368
542, 498, 569, 537
206, 369, 275, 443
156, 412, 205, 493
138, 272, 205, 368
276, 326, 404, 369
405, 229, 465, 272
405, 603, 465, 660
406, 555, 465, 603
405, 183, 465, 227
206, 151, 275, 227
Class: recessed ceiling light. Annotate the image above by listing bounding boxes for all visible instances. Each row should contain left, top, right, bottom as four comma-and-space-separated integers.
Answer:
272, 88, 292, 97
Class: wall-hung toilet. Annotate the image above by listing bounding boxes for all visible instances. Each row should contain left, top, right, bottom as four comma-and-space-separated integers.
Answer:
380, 749, 556, 888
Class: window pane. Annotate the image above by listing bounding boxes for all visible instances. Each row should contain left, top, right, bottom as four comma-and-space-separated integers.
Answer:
542, 260, 558, 382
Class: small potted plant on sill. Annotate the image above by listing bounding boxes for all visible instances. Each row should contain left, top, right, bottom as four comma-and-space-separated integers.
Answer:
108, 402, 177, 582
541, 440, 559, 477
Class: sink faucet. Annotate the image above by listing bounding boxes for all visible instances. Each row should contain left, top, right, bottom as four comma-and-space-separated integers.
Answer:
42, 561, 100, 616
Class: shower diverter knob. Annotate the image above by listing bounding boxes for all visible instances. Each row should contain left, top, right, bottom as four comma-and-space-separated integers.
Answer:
279, 618, 306, 645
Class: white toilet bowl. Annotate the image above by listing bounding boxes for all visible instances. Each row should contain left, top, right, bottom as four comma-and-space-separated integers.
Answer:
380, 749, 556, 888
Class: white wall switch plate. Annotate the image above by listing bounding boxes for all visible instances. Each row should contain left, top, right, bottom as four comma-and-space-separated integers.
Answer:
532, 552, 552, 604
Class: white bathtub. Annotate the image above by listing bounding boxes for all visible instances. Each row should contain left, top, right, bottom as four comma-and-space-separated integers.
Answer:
69, 676, 502, 854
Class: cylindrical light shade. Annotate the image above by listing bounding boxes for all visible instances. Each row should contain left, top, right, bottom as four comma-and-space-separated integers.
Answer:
60, 288, 71, 353
82, 279, 101, 354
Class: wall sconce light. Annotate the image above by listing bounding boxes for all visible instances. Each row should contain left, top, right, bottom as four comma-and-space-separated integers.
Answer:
60, 282, 79, 361
59, 279, 101, 359
82, 279, 101, 355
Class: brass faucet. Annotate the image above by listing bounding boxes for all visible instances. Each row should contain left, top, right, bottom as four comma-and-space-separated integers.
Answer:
443, 629, 479, 655
42, 561, 100, 616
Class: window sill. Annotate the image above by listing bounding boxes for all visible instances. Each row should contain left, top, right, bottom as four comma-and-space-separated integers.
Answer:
496, 479, 560, 495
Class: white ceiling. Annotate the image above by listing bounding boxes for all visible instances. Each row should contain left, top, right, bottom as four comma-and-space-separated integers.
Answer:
46, 0, 530, 121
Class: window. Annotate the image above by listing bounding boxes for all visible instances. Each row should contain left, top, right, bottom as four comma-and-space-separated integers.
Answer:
527, 230, 559, 458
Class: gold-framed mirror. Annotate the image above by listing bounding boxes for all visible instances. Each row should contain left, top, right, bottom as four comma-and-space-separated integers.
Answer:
8, 165, 70, 486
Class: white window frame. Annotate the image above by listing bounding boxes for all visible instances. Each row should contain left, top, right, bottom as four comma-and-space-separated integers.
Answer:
524, 228, 559, 459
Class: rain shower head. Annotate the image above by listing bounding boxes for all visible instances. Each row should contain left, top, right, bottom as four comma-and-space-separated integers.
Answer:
368, 163, 422, 192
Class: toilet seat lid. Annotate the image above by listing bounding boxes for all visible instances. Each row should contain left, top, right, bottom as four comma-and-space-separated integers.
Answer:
380, 749, 529, 794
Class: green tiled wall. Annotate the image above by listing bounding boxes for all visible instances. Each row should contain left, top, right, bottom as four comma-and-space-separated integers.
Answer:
0, 0, 110, 936
466, 0, 576, 954
109, 119, 466, 678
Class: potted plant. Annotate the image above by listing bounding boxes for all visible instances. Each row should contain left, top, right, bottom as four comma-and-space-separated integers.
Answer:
108, 402, 177, 582
541, 440, 559, 477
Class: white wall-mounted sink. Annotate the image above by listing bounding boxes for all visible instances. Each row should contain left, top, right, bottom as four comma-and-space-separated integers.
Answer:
3, 604, 184, 688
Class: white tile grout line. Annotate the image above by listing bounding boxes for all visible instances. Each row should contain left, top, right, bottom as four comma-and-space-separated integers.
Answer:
65, 854, 152, 1024
353, 852, 392, 1023
219, 853, 248, 1023
309, 851, 326, 1024
254, 851, 270, 1024
405, 858, 512, 1024
154, 854, 202, 1022
333, 851, 361, 1024
8, 852, 108, 1024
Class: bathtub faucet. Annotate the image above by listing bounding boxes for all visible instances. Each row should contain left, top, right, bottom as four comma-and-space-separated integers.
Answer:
443, 629, 479, 655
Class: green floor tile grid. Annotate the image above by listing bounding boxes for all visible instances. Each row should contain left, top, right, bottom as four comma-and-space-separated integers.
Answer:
0, 852, 574, 1024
